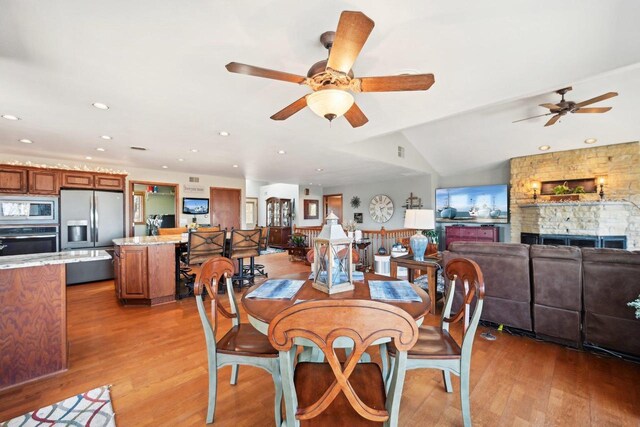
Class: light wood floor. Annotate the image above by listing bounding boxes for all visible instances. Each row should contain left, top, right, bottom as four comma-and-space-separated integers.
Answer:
1, 252, 639, 426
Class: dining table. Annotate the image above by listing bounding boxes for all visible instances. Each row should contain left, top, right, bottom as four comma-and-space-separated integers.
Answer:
242, 271, 431, 337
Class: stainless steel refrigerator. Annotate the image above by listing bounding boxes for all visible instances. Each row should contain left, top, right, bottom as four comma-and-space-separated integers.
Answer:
60, 189, 124, 284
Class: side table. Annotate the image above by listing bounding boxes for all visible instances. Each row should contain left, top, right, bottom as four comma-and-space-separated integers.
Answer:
390, 253, 442, 315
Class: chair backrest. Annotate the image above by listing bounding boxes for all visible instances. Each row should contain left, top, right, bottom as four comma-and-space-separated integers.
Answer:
187, 230, 226, 265
158, 227, 187, 235
258, 226, 270, 251
441, 257, 485, 357
229, 229, 261, 257
269, 299, 418, 424
197, 225, 221, 232
194, 257, 239, 346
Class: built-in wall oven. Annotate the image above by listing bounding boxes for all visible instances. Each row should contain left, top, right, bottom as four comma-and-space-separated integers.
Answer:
0, 226, 59, 256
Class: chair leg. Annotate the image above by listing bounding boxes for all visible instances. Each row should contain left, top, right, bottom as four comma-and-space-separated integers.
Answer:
230, 364, 239, 385
206, 362, 217, 424
442, 370, 453, 393
272, 368, 283, 427
460, 365, 471, 427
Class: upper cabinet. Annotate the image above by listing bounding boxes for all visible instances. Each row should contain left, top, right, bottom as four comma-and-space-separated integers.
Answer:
28, 170, 60, 195
0, 165, 126, 194
0, 167, 28, 194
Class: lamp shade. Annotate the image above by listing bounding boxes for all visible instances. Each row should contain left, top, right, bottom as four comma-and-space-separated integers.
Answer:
404, 209, 435, 230
307, 89, 354, 120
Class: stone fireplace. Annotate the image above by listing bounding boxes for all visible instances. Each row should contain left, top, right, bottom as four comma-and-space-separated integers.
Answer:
510, 142, 640, 250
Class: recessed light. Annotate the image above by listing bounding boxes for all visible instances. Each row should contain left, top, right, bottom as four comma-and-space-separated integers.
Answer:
85, 156, 93, 160
178, 158, 184, 162
309, 182, 313, 185
101, 135, 112, 140
277, 150, 286, 155
584, 138, 597, 144
19, 139, 33, 144
539, 145, 551, 151
162, 165, 168, 169
2, 114, 20, 120
190, 149, 199, 153
219, 131, 230, 137
92, 102, 109, 110
96, 147, 105, 152
316, 168, 323, 172
232, 164, 239, 168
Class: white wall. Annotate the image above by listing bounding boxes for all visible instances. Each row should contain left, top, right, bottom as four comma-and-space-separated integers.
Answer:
257, 183, 299, 227
0, 153, 246, 234
246, 179, 268, 198
323, 175, 432, 230
297, 185, 324, 227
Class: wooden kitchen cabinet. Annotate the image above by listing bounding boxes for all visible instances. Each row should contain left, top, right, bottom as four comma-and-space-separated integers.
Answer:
61, 171, 94, 189
28, 169, 60, 194
114, 244, 175, 306
95, 174, 125, 191
0, 167, 28, 193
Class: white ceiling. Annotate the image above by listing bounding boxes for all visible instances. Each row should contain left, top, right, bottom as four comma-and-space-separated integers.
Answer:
1, 1, 639, 185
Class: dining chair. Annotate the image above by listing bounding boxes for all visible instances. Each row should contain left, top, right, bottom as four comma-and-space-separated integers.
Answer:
268, 299, 418, 427
229, 228, 261, 288
194, 257, 282, 425
386, 257, 485, 427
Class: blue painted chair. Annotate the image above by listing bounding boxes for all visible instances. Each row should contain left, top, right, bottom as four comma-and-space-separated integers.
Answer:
269, 299, 418, 427
194, 257, 282, 425
387, 257, 485, 427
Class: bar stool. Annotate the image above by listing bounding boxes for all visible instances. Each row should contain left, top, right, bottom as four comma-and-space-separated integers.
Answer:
178, 230, 226, 299
243, 226, 269, 279
229, 229, 261, 289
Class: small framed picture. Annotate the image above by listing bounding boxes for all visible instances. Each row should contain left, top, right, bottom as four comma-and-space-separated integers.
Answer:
353, 213, 363, 223
304, 199, 319, 219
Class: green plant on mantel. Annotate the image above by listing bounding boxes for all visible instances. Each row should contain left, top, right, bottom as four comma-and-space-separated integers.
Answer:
553, 182, 585, 195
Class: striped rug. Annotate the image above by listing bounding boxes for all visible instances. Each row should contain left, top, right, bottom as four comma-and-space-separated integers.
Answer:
1, 385, 116, 427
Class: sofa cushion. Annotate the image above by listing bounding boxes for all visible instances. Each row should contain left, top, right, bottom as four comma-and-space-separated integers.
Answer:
530, 245, 582, 310
445, 242, 532, 331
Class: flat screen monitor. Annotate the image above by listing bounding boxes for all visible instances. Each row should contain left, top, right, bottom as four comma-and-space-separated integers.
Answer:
435, 184, 509, 224
182, 197, 209, 215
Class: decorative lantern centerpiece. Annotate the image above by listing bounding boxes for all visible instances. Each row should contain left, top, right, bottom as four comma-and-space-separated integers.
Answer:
312, 212, 353, 294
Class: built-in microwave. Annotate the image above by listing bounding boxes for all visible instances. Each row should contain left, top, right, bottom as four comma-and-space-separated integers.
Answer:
0, 196, 58, 224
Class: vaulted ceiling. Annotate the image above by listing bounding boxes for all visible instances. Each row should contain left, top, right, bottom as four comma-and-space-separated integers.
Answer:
1, 1, 639, 185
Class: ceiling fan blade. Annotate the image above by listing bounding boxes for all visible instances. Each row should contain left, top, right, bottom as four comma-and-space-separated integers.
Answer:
544, 114, 562, 127
512, 112, 553, 123
539, 103, 560, 110
357, 74, 435, 92
344, 103, 368, 128
574, 107, 612, 113
575, 92, 618, 108
326, 11, 375, 74
225, 62, 306, 84
270, 96, 308, 121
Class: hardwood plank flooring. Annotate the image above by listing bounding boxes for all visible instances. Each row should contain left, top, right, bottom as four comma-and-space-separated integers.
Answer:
1, 252, 639, 426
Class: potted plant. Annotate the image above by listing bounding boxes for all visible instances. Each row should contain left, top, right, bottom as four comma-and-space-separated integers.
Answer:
550, 181, 582, 201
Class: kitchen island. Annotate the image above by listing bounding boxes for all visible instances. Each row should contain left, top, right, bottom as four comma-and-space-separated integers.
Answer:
112, 235, 184, 306
0, 250, 111, 391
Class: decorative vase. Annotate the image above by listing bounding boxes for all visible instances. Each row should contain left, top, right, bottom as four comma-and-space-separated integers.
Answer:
409, 232, 428, 261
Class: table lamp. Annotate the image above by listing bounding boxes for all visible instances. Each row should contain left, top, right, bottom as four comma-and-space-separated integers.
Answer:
404, 209, 435, 262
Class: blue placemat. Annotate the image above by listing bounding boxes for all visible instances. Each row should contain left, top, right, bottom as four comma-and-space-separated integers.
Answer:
368, 280, 422, 302
246, 279, 305, 299
308, 271, 364, 281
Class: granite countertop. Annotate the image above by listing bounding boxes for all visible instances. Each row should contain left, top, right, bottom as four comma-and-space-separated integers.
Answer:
112, 234, 187, 246
0, 250, 111, 270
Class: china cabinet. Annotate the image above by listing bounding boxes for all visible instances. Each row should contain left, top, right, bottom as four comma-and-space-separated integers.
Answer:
266, 197, 292, 247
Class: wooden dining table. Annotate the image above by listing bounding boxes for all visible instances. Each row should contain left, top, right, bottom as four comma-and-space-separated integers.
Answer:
242, 271, 431, 338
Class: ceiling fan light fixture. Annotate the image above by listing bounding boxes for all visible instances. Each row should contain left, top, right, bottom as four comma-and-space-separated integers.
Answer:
307, 89, 354, 122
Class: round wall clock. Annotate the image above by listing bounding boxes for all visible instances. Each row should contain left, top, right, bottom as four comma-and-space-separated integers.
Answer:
369, 194, 394, 223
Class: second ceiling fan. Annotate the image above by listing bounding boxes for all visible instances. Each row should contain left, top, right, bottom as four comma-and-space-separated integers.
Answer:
225, 11, 435, 127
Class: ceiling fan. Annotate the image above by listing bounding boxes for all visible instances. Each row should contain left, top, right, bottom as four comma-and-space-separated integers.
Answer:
225, 11, 435, 128
513, 87, 618, 127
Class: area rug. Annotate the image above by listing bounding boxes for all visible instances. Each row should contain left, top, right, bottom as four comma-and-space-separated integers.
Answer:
260, 247, 285, 255
1, 385, 116, 427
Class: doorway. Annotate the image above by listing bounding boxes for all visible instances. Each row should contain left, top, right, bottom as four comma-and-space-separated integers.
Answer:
245, 197, 258, 229
323, 194, 343, 224
129, 181, 179, 236
210, 187, 241, 230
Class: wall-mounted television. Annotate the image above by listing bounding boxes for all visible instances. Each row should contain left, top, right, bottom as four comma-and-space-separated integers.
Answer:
435, 184, 509, 224
182, 197, 209, 215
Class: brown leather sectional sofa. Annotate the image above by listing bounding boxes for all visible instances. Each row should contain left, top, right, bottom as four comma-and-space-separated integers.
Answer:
443, 242, 640, 358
